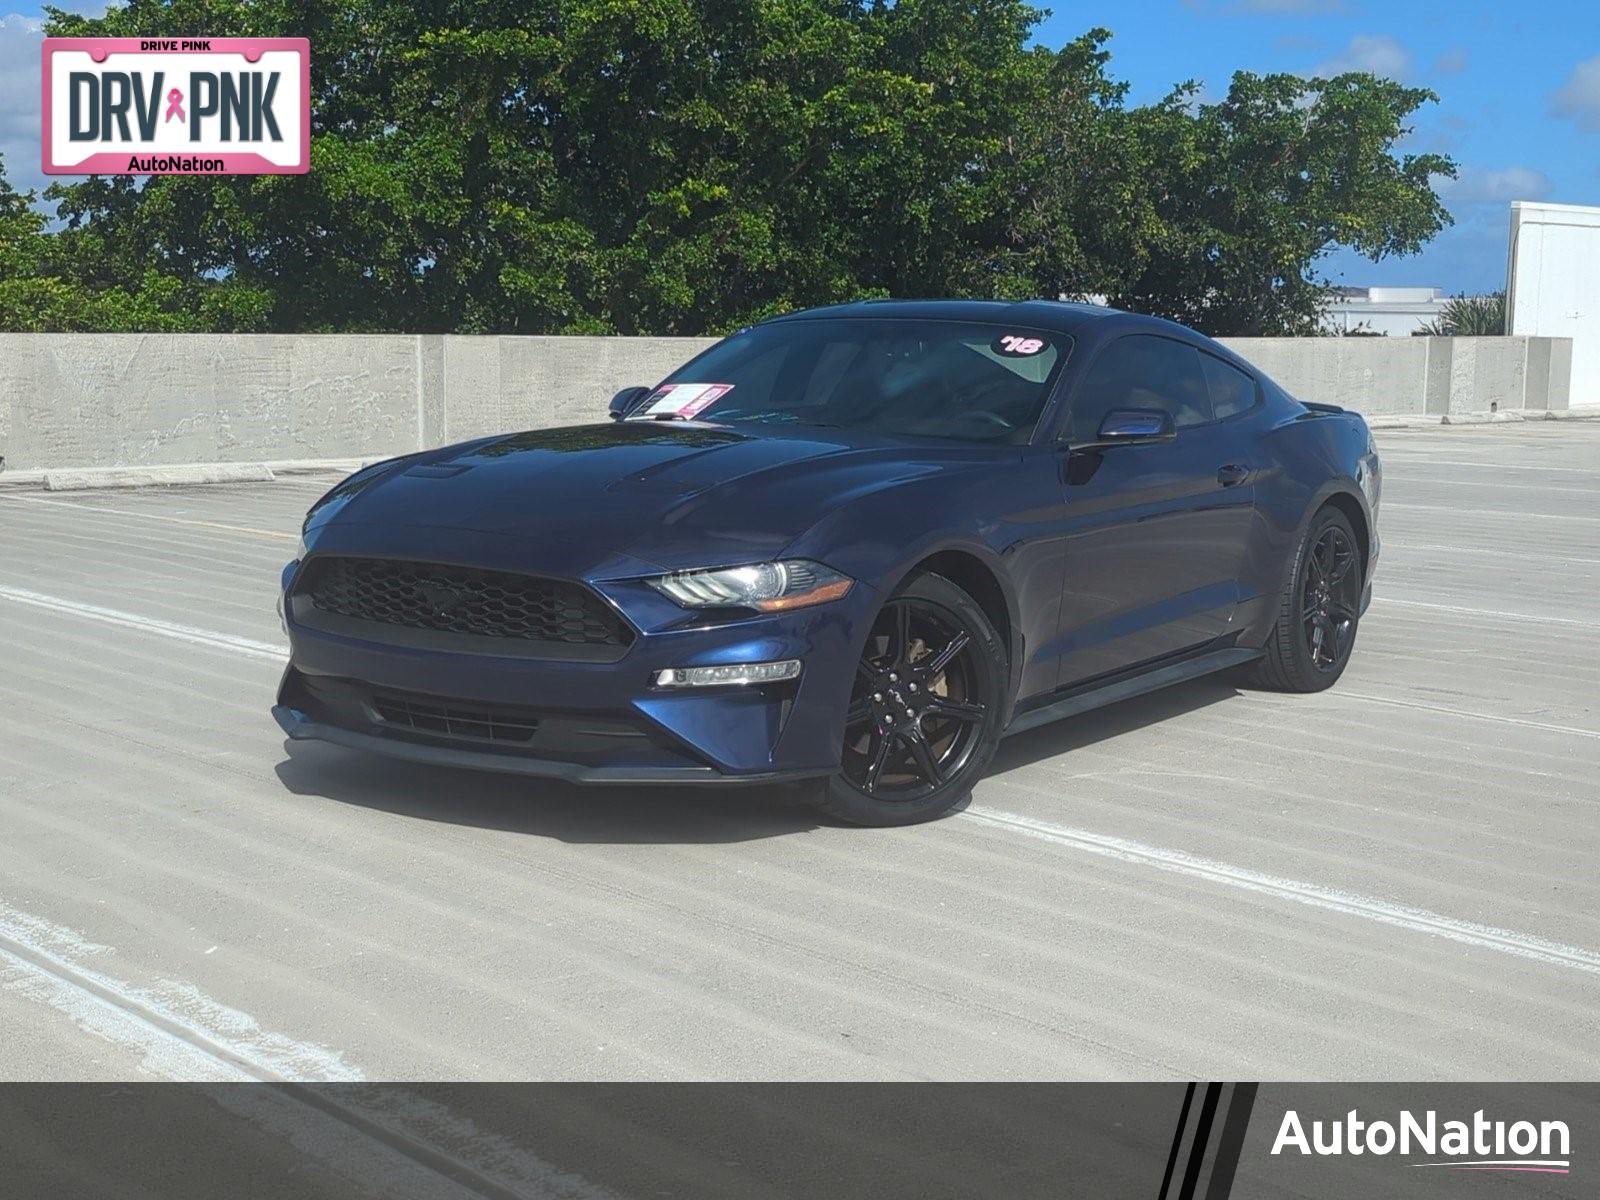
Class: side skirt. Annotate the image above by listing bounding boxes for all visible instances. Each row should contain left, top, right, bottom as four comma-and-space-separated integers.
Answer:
1003, 646, 1262, 737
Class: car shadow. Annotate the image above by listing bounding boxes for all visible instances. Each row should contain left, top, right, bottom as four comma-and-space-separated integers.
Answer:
985, 673, 1244, 778
273, 743, 823, 846
274, 674, 1247, 844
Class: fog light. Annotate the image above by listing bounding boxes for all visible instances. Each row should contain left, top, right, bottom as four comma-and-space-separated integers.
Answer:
654, 660, 802, 688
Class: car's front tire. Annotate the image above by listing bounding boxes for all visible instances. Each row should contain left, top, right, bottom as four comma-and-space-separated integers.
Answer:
814, 573, 1007, 827
1248, 504, 1363, 693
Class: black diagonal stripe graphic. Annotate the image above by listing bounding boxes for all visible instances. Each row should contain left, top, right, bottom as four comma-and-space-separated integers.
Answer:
1204, 1084, 1260, 1200
1177, 1083, 1223, 1200
1158, 1082, 1197, 1200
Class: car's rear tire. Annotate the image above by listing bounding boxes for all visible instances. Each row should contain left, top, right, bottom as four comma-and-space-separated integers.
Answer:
1247, 504, 1363, 693
814, 573, 1008, 827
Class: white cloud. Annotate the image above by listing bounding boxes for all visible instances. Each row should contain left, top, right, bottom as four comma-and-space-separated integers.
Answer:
1437, 165, 1554, 206
0, 13, 45, 195
0, 5, 110, 196
1552, 55, 1600, 132
1314, 34, 1411, 79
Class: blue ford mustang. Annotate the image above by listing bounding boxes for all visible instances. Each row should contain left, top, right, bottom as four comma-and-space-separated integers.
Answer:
275, 300, 1380, 825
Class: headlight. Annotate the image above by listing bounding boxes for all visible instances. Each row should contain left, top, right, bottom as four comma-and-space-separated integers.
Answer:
296, 532, 309, 561
649, 560, 852, 612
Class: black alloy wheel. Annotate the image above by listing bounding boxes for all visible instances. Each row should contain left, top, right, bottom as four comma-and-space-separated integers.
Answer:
1302, 523, 1360, 672
1248, 504, 1363, 693
818, 573, 1006, 826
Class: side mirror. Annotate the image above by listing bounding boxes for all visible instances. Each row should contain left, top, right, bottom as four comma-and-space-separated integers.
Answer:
1090, 408, 1175, 447
609, 386, 652, 421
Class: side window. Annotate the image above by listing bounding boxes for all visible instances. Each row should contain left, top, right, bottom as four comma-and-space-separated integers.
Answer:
1066, 335, 1214, 443
1199, 352, 1258, 421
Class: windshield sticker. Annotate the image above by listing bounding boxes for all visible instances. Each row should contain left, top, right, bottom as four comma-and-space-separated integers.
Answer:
638, 383, 734, 419
992, 333, 1048, 357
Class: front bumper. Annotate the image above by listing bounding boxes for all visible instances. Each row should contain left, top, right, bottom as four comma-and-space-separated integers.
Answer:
277, 553, 877, 784
271, 699, 821, 785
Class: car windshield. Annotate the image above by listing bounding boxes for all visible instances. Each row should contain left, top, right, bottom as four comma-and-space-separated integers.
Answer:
630, 318, 1072, 443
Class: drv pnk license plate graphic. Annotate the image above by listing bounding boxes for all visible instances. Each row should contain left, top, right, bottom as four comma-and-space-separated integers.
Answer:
42, 37, 310, 175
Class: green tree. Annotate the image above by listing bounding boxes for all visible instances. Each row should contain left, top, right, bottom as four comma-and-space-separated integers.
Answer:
26, 2, 1456, 337
0, 151, 267, 329
0, 159, 61, 327
1420, 291, 1506, 336
1109, 72, 1455, 335
43, 0, 1084, 333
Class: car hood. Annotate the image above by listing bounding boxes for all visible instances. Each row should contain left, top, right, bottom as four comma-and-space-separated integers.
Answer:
306, 421, 973, 575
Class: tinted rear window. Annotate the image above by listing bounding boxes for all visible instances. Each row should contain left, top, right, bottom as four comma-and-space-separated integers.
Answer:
1200, 353, 1258, 420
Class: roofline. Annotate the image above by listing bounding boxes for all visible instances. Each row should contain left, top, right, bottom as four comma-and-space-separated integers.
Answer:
765, 298, 1122, 335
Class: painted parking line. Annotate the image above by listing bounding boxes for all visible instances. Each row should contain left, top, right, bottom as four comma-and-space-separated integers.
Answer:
0, 902, 359, 1083
1, 493, 297, 541
1372, 457, 1600, 475
1371, 596, 1600, 630
9, 586, 1600, 982
1383, 503, 1600, 523
0, 905, 622, 1199
1317, 691, 1600, 742
1384, 542, 1600, 567
1387, 479, 1600, 496
960, 807, 1600, 978
0, 584, 287, 661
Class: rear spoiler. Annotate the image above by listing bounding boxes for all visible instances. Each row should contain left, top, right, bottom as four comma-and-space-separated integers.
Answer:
1299, 400, 1346, 415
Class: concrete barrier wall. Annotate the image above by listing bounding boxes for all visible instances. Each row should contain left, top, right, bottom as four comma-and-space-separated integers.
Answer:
1219, 335, 1571, 418
0, 332, 1572, 470
0, 333, 717, 471
422, 335, 718, 448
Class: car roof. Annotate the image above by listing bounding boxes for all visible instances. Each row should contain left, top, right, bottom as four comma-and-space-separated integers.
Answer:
756, 300, 1266, 380
765, 298, 1122, 337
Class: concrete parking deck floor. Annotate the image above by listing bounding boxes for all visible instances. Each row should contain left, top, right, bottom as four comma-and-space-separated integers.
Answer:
1, 424, 1597, 1082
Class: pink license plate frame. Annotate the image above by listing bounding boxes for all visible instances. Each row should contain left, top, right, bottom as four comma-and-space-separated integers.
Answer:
41, 37, 311, 175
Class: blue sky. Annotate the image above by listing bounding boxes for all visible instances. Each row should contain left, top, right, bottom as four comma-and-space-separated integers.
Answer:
1031, 0, 1600, 294
3, 0, 1597, 294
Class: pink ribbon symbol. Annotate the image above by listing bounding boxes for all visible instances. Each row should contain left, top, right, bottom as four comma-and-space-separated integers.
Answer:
164, 88, 185, 123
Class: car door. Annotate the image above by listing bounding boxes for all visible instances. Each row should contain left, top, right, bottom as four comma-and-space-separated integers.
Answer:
1052, 334, 1258, 689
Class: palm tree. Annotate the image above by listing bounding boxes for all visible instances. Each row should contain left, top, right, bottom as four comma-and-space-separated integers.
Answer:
1420, 292, 1506, 336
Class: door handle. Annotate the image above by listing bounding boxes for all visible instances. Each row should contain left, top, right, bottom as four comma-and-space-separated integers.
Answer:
1216, 464, 1250, 487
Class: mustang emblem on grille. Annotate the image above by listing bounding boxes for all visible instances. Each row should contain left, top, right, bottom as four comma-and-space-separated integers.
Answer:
415, 580, 467, 615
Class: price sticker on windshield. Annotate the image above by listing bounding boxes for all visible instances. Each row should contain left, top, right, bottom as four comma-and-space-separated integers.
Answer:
992, 333, 1049, 357
639, 383, 733, 419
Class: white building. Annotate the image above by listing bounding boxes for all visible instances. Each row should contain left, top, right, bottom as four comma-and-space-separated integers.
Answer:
1321, 286, 1451, 337
1508, 200, 1600, 408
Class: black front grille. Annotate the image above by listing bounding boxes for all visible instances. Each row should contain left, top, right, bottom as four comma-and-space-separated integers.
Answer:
297, 557, 632, 649
369, 691, 539, 744
286, 672, 674, 766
